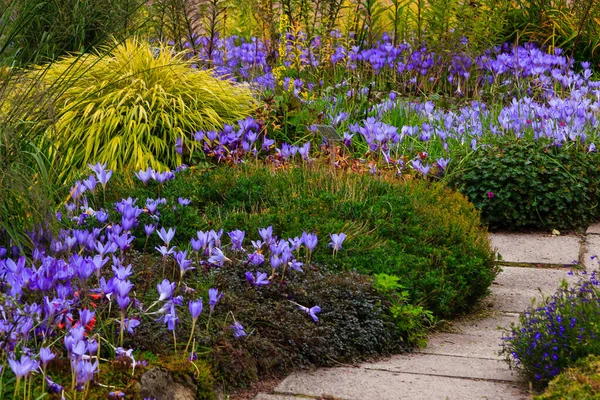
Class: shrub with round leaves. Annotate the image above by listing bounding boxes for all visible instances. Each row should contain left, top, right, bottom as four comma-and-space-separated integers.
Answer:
23, 38, 255, 179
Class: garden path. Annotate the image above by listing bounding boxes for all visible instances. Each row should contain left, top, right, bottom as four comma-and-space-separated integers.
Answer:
253, 224, 600, 400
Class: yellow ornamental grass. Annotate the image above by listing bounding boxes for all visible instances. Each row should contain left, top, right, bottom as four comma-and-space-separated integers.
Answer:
26, 38, 256, 179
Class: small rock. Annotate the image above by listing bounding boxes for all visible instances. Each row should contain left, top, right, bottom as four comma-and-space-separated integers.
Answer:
139, 367, 197, 400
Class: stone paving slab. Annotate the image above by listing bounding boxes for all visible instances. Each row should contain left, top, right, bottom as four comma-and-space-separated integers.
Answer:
488, 267, 576, 312
362, 353, 520, 382
494, 266, 575, 292
584, 235, 600, 269
446, 313, 519, 334
587, 222, 600, 235
274, 367, 529, 400
420, 331, 505, 360
486, 288, 544, 313
489, 233, 581, 264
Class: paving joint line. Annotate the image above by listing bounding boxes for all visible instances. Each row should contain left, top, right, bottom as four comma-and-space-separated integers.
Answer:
416, 351, 502, 361
360, 366, 524, 385
495, 261, 574, 269
271, 391, 347, 400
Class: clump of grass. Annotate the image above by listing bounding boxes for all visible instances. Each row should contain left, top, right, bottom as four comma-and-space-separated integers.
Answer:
14, 38, 256, 180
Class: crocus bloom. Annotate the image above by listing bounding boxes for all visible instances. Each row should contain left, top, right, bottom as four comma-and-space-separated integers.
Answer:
39, 347, 55, 369
9, 355, 39, 379
245, 271, 270, 286
122, 318, 140, 334
144, 224, 156, 237
135, 168, 154, 185
208, 248, 230, 266
228, 229, 245, 250
188, 299, 203, 320
178, 197, 191, 206
157, 279, 176, 301
208, 288, 223, 313
231, 321, 246, 338
157, 227, 176, 246
328, 233, 347, 253
302, 231, 318, 252
298, 305, 322, 322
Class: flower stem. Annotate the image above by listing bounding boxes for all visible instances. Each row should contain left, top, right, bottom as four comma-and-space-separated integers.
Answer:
185, 319, 197, 354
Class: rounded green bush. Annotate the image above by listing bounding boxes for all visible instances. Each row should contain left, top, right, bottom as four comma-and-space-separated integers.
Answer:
111, 164, 498, 318
448, 138, 600, 231
536, 354, 600, 400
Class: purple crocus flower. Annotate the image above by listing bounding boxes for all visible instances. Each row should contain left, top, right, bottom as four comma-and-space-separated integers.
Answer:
174, 250, 193, 278
231, 321, 246, 338
39, 347, 55, 369
248, 252, 265, 265
208, 248, 230, 266
188, 299, 203, 320
135, 168, 154, 185
178, 197, 191, 206
245, 271, 270, 286
157, 227, 176, 246
301, 231, 318, 252
328, 233, 347, 255
157, 279, 176, 301
208, 288, 223, 313
46, 376, 63, 393
9, 355, 39, 379
298, 305, 321, 322
144, 224, 157, 237
258, 226, 273, 244
228, 229, 245, 251
122, 318, 140, 334
175, 138, 183, 155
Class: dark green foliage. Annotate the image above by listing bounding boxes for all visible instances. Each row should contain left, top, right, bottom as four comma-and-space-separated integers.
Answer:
105, 164, 497, 318
206, 265, 405, 387
0, 0, 144, 66
448, 138, 600, 231
536, 354, 600, 400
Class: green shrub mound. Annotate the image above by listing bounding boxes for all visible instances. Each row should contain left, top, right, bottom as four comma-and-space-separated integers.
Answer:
537, 355, 600, 400
108, 164, 498, 319
448, 138, 600, 231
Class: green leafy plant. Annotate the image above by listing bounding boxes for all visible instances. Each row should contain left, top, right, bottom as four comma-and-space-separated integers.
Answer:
16, 38, 255, 180
448, 138, 600, 230
536, 354, 600, 400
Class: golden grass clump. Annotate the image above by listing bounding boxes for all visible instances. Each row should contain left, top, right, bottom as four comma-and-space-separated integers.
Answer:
24, 38, 256, 178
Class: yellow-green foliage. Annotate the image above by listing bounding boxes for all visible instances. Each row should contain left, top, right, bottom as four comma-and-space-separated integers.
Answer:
537, 354, 600, 399
24, 38, 255, 178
